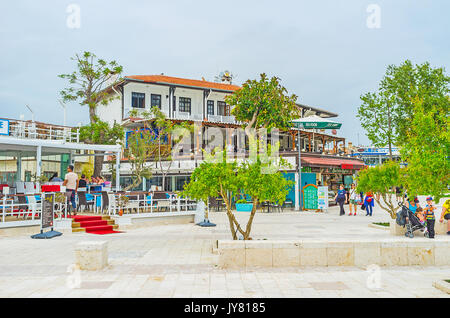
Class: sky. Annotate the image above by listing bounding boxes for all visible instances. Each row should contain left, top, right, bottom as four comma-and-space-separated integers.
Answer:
0, 0, 449, 146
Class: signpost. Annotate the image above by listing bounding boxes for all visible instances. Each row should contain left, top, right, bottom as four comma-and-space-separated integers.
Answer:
31, 193, 62, 239
292, 115, 342, 211
317, 186, 329, 210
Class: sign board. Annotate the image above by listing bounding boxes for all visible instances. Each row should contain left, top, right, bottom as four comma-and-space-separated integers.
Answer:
0, 119, 9, 135
341, 164, 354, 170
302, 184, 318, 210
317, 186, 328, 210
293, 121, 342, 129
41, 193, 54, 230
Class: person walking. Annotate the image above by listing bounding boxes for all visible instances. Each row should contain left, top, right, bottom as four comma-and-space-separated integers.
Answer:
63, 165, 78, 216
364, 192, 375, 216
334, 184, 348, 216
348, 183, 358, 216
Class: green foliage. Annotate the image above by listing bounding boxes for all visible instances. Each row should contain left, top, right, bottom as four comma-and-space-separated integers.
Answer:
123, 129, 157, 191
182, 150, 293, 240
357, 91, 398, 158
59, 51, 123, 121
356, 161, 403, 219
129, 107, 193, 190
79, 119, 124, 145
225, 73, 299, 132
401, 98, 450, 201
32, 174, 49, 183
357, 60, 449, 157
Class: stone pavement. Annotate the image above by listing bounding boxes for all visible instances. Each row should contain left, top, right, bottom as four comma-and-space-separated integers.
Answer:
0, 204, 448, 298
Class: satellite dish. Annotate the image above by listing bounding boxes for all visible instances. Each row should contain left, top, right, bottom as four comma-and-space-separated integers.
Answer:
215, 70, 234, 84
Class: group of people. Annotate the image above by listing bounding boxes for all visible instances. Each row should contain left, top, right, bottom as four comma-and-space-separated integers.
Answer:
334, 183, 374, 216
333, 183, 450, 238
60, 165, 107, 216
406, 196, 450, 238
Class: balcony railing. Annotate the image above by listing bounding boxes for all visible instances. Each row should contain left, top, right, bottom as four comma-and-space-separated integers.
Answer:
5, 120, 80, 143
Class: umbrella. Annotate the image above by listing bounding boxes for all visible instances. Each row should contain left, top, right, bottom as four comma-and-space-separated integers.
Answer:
292, 115, 342, 129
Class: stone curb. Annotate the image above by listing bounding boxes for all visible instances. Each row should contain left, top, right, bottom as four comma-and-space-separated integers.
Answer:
433, 280, 450, 294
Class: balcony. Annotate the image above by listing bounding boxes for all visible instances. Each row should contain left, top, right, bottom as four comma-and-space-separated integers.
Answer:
206, 115, 238, 124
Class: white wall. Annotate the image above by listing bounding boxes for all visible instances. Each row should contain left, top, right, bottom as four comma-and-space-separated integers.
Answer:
96, 81, 234, 125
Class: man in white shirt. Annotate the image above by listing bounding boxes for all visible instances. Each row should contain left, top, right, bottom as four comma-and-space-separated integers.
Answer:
63, 165, 79, 215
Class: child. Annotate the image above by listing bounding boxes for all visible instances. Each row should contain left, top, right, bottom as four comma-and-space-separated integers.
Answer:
423, 197, 436, 239
416, 207, 425, 225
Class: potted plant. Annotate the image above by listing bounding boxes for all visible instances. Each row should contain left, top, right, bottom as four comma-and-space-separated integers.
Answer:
117, 195, 129, 216
235, 198, 253, 212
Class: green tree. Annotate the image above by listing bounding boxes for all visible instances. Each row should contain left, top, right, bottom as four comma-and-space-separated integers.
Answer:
358, 61, 449, 158
401, 97, 449, 201
225, 73, 299, 135
356, 161, 404, 219
182, 151, 293, 240
357, 91, 398, 159
59, 51, 123, 176
129, 107, 193, 190
380, 60, 449, 144
123, 128, 156, 191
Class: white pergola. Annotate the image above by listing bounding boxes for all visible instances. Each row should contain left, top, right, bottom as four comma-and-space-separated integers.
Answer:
0, 136, 122, 191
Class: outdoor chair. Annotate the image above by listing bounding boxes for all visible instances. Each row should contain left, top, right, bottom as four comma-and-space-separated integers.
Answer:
107, 193, 117, 215
101, 191, 109, 213
17, 195, 29, 219
77, 192, 94, 212
125, 195, 140, 213
209, 197, 225, 212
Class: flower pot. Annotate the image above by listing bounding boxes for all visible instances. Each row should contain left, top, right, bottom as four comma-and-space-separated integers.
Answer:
119, 210, 123, 216
236, 203, 253, 212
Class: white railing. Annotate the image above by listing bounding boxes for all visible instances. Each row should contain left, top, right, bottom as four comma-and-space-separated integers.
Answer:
0, 193, 68, 225
100, 192, 197, 216
7, 120, 80, 143
207, 115, 238, 124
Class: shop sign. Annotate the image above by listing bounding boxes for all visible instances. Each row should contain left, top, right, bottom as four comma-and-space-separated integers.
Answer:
0, 119, 9, 135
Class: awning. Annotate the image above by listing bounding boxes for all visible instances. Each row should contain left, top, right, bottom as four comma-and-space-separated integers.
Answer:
302, 157, 365, 169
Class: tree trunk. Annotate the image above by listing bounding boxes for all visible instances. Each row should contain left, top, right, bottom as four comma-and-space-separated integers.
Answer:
244, 199, 258, 240
94, 152, 104, 177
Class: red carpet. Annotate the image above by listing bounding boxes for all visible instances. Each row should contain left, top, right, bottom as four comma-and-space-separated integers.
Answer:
72, 215, 122, 235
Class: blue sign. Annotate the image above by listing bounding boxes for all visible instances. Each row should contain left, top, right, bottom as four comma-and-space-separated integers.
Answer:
0, 119, 9, 135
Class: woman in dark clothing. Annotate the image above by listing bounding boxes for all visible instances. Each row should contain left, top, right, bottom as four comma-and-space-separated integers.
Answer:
334, 184, 348, 216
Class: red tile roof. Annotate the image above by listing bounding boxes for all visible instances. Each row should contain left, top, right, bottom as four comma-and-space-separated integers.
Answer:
125, 75, 241, 92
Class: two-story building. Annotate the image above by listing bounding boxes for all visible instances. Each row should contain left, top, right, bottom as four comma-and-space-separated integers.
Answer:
96, 74, 365, 206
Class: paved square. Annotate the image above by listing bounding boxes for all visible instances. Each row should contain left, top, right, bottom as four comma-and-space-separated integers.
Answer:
0, 204, 449, 298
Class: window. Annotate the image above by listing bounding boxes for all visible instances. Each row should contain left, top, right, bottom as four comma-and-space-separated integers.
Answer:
179, 97, 191, 113
151, 94, 161, 109
131, 92, 145, 108
217, 101, 230, 116
217, 101, 225, 115
173, 95, 176, 111
207, 100, 214, 115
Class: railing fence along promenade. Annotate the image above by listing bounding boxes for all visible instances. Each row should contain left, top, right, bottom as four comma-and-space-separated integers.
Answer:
6, 119, 80, 143
0, 191, 198, 226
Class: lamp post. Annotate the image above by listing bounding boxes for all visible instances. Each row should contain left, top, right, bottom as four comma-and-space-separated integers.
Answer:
297, 125, 302, 211
58, 100, 67, 127
25, 105, 34, 122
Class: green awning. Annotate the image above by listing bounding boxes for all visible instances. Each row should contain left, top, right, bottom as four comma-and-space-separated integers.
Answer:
291, 115, 342, 129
